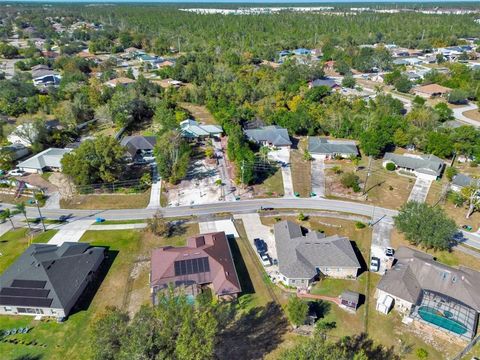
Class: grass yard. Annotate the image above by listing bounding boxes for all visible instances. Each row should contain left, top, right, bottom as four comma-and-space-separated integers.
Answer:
0, 221, 200, 360
251, 168, 284, 198
290, 138, 311, 197
60, 190, 150, 209
463, 109, 480, 121
178, 102, 217, 125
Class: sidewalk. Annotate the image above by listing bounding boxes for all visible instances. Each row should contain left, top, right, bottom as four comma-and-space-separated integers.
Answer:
47, 219, 95, 245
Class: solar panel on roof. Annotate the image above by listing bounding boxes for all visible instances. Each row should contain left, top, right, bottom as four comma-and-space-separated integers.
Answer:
0, 288, 50, 298
11, 280, 46, 289
174, 257, 210, 276
0, 296, 53, 307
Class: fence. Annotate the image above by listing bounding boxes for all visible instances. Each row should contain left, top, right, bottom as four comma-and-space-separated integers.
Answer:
74, 178, 150, 195
451, 334, 480, 360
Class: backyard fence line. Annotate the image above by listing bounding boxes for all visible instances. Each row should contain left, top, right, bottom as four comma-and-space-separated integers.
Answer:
74, 178, 150, 195
451, 333, 480, 360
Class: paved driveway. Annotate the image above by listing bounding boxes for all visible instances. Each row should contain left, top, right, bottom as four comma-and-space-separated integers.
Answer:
311, 158, 325, 197
234, 213, 277, 260
48, 219, 95, 245
199, 219, 239, 237
370, 216, 394, 275
408, 177, 432, 203
147, 164, 161, 209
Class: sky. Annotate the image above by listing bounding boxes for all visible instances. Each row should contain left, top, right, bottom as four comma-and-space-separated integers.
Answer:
3, 0, 480, 2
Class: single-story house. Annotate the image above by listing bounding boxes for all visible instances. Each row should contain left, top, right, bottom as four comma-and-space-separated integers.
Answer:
413, 84, 452, 99
308, 78, 340, 90
376, 247, 480, 341
0, 242, 105, 320
274, 221, 361, 288
244, 125, 292, 148
451, 173, 480, 192
105, 77, 136, 88
120, 135, 156, 161
150, 232, 241, 301
180, 119, 223, 139
32, 65, 61, 87
0, 143, 30, 161
17, 148, 72, 174
308, 137, 359, 159
383, 152, 445, 180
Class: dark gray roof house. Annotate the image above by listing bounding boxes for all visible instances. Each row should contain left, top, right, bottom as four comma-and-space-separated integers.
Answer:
452, 173, 480, 190
120, 136, 156, 157
376, 247, 480, 339
244, 125, 292, 147
383, 152, 444, 178
309, 78, 339, 89
308, 137, 359, 157
0, 242, 105, 319
274, 221, 361, 286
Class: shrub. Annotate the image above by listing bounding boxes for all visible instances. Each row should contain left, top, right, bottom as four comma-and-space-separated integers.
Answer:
332, 165, 342, 174
445, 167, 457, 182
416, 348, 428, 359
298, 212, 308, 221
385, 162, 396, 171
340, 172, 361, 192
355, 221, 366, 229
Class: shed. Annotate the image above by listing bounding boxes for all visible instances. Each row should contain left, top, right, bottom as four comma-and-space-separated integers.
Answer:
340, 290, 360, 311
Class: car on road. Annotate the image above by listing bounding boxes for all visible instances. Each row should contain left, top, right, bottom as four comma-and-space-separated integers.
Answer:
370, 257, 380, 272
260, 253, 272, 267
260, 206, 274, 211
385, 247, 394, 257
8, 169, 25, 177
254, 238, 267, 253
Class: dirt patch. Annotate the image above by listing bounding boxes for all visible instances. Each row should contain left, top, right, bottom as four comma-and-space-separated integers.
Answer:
463, 109, 480, 121
179, 102, 217, 125
49, 173, 74, 199
22, 174, 58, 193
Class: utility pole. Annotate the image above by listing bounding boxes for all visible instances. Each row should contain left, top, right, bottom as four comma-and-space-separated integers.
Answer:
363, 156, 373, 195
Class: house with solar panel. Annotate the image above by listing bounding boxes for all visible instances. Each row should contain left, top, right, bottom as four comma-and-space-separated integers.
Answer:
0, 243, 105, 320
376, 247, 480, 342
150, 232, 241, 302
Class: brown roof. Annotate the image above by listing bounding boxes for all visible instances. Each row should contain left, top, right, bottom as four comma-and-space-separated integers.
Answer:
105, 77, 136, 87
377, 247, 480, 311
150, 232, 241, 297
414, 83, 452, 95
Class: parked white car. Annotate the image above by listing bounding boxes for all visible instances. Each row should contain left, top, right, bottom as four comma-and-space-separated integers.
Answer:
8, 169, 25, 177
260, 253, 272, 267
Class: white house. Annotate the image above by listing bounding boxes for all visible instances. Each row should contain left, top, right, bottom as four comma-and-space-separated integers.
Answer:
17, 148, 72, 174
383, 152, 444, 180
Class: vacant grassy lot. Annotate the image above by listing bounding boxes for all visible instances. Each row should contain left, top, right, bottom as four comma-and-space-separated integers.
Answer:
0, 222, 200, 360
251, 168, 284, 198
179, 102, 217, 125
290, 138, 311, 197
60, 190, 150, 209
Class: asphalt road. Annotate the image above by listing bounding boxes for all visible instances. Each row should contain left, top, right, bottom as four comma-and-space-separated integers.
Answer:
21, 198, 398, 222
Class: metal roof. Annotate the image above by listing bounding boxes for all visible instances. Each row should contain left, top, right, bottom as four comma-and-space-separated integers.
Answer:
308, 137, 359, 156
244, 125, 292, 147
17, 148, 72, 171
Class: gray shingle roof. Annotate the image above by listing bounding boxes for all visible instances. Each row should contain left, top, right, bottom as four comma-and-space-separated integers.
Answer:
377, 247, 480, 311
244, 125, 292, 147
310, 78, 338, 89
308, 137, 359, 156
120, 136, 156, 157
0, 243, 104, 314
274, 221, 361, 279
383, 152, 444, 177
452, 173, 480, 188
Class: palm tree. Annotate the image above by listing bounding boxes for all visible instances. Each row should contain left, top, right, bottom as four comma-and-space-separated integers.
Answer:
0, 208, 15, 229
15, 202, 31, 232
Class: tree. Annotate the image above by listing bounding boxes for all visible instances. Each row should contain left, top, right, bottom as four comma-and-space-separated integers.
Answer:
394, 76, 412, 93
341, 172, 361, 192
461, 185, 480, 218
61, 136, 126, 186
394, 202, 457, 250
15, 202, 31, 233
155, 130, 191, 184
433, 102, 453, 122
90, 306, 129, 360
445, 167, 458, 182
286, 296, 308, 328
147, 211, 170, 236
341, 73, 356, 88
0, 208, 15, 229
385, 162, 396, 171
448, 89, 468, 105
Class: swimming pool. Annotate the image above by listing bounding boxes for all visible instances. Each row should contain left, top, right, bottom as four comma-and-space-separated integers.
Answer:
417, 306, 468, 335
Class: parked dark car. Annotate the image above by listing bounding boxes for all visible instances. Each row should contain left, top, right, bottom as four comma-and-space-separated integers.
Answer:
254, 238, 267, 253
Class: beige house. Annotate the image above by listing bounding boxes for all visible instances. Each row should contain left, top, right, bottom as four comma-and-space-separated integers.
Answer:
274, 221, 361, 288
